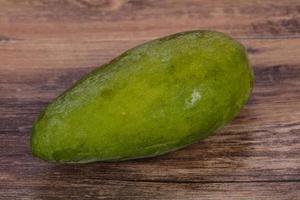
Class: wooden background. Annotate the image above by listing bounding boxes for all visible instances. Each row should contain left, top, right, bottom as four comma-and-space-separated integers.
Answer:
0, 0, 299, 199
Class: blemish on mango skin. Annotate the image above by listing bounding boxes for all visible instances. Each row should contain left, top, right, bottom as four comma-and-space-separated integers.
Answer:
32, 31, 253, 163
185, 89, 202, 109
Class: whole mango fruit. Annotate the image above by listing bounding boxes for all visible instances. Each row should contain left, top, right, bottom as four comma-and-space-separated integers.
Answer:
31, 31, 254, 163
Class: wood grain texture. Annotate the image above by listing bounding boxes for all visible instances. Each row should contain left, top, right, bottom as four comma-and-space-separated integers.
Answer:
0, 0, 299, 199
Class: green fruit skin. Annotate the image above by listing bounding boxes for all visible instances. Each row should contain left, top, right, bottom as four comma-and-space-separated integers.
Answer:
31, 31, 254, 163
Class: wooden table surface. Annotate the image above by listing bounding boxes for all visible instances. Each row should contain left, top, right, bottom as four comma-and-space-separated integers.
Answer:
0, 0, 300, 199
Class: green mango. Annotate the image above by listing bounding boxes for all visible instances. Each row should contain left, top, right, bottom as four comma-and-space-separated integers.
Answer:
31, 31, 254, 163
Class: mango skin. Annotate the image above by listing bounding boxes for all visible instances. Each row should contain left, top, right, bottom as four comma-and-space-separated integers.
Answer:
31, 31, 254, 163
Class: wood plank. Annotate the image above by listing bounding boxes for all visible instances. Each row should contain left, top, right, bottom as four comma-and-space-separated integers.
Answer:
0, 0, 299, 41
0, 38, 299, 70
1, 180, 299, 200
0, 38, 299, 184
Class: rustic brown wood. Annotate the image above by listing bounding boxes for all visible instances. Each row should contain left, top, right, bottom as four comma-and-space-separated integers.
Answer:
0, 0, 299, 199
